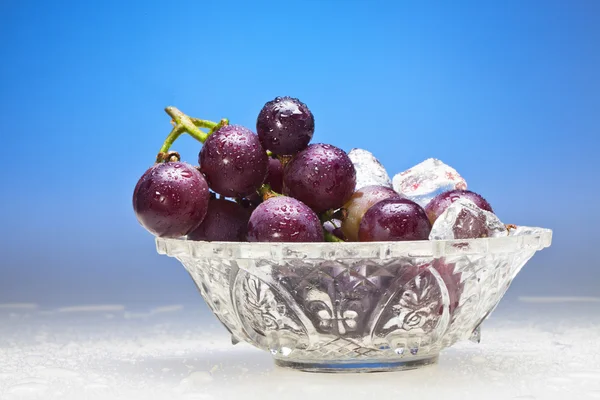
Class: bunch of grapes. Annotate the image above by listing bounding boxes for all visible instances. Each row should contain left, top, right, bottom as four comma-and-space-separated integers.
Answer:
133, 97, 500, 243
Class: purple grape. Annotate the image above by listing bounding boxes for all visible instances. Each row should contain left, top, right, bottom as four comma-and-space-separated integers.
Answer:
425, 189, 493, 224
266, 158, 284, 193
199, 125, 268, 197
133, 162, 210, 238
256, 96, 315, 156
248, 196, 324, 242
341, 185, 403, 242
283, 144, 356, 213
358, 198, 431, 241
188, 198, 250, 241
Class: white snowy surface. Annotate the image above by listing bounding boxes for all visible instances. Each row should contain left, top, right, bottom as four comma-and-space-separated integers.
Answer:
1, 301, 599, 400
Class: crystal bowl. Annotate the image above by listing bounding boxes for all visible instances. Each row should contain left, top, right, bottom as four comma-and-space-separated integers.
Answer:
156, 226, 552, 373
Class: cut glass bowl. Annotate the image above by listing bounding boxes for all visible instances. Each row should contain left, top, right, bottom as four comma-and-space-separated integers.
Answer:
156, 226, 552, 373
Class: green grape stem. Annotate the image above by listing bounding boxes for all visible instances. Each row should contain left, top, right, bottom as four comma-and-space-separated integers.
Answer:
324, 231, 344, 243
319, 209, 335, 224
319, 208, 345, 224
156, 107, 228, 162
258, 184, 282, 201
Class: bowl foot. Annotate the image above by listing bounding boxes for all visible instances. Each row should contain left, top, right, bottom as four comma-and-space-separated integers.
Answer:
275, 355, 439, 373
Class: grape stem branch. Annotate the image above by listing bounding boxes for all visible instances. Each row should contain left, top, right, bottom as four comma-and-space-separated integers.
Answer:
258, 184, 282, 201
324, 231, 344, 243
156, 107, 228, 163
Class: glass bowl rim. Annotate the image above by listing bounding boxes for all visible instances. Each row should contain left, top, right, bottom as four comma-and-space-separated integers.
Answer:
156, 226, 552, 260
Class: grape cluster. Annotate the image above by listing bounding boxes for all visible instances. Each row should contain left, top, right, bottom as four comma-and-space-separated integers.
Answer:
133, 97, 503, 243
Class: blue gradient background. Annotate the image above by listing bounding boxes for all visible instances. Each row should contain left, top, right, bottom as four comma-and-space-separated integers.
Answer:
1, 0, 598, 308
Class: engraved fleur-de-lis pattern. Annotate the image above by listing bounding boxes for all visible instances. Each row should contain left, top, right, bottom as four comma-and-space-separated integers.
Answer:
176, 251, 536, 361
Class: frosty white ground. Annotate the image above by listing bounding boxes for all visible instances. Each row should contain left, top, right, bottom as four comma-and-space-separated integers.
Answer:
0, 300, 599, 400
